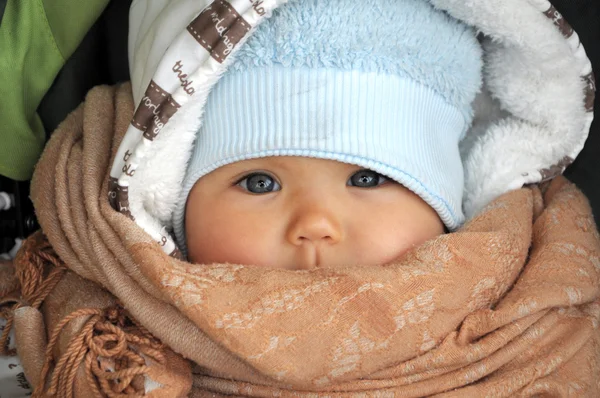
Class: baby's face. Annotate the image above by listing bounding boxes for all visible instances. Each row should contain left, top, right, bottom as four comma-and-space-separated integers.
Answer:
185, 157, 444, 269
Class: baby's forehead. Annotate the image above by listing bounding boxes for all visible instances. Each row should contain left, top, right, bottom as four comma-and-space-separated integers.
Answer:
208, 156, 361, 176
234, 156, 356, 168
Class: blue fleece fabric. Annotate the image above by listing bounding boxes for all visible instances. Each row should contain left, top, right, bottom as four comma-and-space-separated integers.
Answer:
233, 0, 482, 120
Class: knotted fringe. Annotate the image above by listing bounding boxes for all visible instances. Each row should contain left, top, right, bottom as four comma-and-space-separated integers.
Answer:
33, 305, 166, 398
0, 232, 167, 397
0, 232, 66, 356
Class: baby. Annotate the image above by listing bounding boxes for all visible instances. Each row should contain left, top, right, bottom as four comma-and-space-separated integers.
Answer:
174, 0, 482, 269
5, 1, 596, 396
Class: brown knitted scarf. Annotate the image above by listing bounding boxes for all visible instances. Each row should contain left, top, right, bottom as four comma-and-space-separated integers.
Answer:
3, 83, 600, 397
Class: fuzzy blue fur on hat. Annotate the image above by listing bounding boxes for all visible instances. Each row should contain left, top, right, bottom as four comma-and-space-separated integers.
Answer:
174, 0, 482, 253
231, 0, 481, 121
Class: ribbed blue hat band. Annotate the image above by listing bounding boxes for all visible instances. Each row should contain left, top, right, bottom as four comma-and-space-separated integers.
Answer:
174, 67, 466, 251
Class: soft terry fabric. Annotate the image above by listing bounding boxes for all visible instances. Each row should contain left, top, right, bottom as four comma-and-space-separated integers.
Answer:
13, 83, 600, 396
176, 0, 482, 244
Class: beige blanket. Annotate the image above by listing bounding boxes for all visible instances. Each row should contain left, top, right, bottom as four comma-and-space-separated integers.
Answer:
2, 83, 600, 397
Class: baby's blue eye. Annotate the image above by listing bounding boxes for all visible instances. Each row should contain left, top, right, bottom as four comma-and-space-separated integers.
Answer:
348, 169, 388, 188
238, 173, 281, 194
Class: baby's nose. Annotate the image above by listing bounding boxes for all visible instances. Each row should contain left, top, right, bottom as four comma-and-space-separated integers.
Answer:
286, 209, 343, 246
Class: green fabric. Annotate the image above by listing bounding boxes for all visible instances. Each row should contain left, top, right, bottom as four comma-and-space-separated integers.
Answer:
0, 0, 109, 181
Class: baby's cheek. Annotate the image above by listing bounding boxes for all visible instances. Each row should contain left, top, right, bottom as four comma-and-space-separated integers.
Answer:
364, 232, 427, 266
363, 213, 443, 265
371, 232, 420, 265
187, 222, 278, 267
222, 238, 275, 267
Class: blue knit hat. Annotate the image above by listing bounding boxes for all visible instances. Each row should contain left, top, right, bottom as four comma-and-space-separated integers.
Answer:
174, 0, 482, 251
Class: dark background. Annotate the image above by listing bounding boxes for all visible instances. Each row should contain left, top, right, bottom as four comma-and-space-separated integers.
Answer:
0, 0, 132, 249
0, 0, 598, 252
554, 0, 600, 225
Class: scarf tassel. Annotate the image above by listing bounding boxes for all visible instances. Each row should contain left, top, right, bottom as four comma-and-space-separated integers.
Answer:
0, 232, 166, 398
